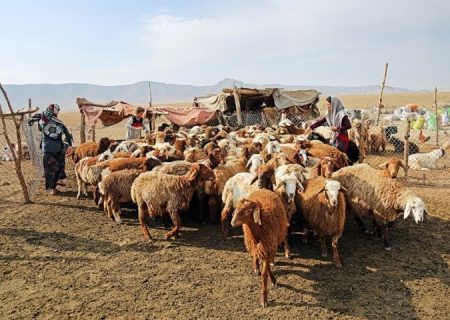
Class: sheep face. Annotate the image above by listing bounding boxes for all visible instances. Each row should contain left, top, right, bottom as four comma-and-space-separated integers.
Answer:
275, 173, 303, 202
252, 165, 275, 189
246, 154, 264, 172
379, 159, 406, 178
98, 137, 112, 153
315, 157, 338, 178
297, 150, 309, 166
266, 141, 281, 154
231, 199, 261, 227
323, 180, 343, 207
404, 197, 426, 223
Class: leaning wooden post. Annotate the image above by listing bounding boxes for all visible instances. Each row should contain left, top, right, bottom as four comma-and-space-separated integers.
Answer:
376, 62, 389, 126
434, 87, 439, 146
91, 123, 96, 142
79, 105, 86, 143
0, 83, 31, 203
233, 86, 243, 126
403, 118, 411, 177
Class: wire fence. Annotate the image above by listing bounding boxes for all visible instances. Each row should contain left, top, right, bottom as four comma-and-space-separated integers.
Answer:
1, 108, 449, 200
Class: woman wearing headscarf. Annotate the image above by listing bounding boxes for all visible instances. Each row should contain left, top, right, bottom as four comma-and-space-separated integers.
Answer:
28, 104, 73, 195
306, 96, 351, 152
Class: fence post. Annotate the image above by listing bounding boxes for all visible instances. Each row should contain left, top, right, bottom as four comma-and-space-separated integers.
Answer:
91, 123, 96, 142
233, 86, 243, 126
376, 62, 389, 126
434, 87, 439, 146
403, 119, 411, 177
79, 107, 86, 143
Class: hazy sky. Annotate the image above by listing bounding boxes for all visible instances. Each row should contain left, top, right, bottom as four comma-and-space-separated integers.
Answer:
1, 0, 449, 88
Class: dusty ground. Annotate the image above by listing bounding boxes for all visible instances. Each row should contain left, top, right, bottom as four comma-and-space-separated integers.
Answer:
0, 159, 449, 320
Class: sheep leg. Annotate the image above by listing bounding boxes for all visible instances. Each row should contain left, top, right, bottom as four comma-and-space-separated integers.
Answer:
283, 236, 291, 259
138, 203, 152, 241
220, 207, 231, 237
260, 260, 269, 308
93, 186, 100, 205
112, 200, 122, 224
382, 224, 391, 250
195, 191, 206, 222
207, 195, 219, 223
302, 224, 309, 244
320, 237, 328, 258
354, 216, 369, 234
331, 235, 342, 268
252, 256, 260, 275
268, 254, 277, 287
165, 211, 181, 240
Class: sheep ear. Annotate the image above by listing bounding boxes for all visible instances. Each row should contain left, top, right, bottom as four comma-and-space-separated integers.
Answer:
250, 175, 258, 185
274, 180, 284, 191
246, 158, 252, 169
378, 161, 388, 169
188, 165, 200, 181
296, 178, 304, 191
270, 173, 276, 189
340, 186, 348, 193
404, 202, 412, 220
253, 204, 262, 225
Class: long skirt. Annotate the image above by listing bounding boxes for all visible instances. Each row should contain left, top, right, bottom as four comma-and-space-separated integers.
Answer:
43, 152, 66, 190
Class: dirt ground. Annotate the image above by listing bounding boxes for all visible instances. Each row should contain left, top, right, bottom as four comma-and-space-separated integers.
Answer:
0, 160, 449, 320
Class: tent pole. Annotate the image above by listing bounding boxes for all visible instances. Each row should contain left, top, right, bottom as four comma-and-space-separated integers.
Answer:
376, 62, 389, 126
233, 86, 243, 126
79, 106, 86, 143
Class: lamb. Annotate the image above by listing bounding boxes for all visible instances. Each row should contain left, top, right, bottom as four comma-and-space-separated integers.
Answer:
311, 156, 340, 178
408, 147, 446, 170
72, 137, 113, 163
379, 158, 407, 178
220, 165, 275, 235
332, 164, 427, 249
298, 178, 347, 268
131, 163, 215, 240
98, 169, 142, 223
230, 189, 288, 308
246, 153, 265, 174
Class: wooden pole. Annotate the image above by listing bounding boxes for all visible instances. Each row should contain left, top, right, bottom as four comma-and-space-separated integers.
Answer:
233, 86, 243, 126
148, 81, 153, 108
434, 87, 439, 146
0, 83, 31, 203
403, 119, 411, 177
79, 107, 86, 143
91, 123, 96, 142
376, 62, 389, 126
28, 98, 32, 109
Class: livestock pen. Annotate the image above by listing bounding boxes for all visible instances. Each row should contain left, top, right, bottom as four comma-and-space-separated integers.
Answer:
1, 98, 449, 319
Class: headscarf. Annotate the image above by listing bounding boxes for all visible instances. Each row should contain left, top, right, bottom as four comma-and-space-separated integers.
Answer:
28, 104, 68, 140
325, 97, 346, 143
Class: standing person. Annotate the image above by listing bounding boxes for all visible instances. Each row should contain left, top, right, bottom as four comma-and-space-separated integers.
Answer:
28, 104, 73, 195
125, 107, 150, 140
306, 96, 351, 152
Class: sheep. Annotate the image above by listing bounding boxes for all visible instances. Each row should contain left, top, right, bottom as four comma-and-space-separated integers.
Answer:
348, 119, 368, 162
220, 165, 275, 235
278, 118, 305, 135
113, 140, 140, 153
246, 153, 265, 174
408, 147, 446, 170
379, 158, 407, 178
332, 164, 427, 249
184, 147, 206, 162
131, 163, 215, 240
101, 156, 162, 180
75, 157, 111, 201
298, 178, 347, 268
230, 189, 288, 308
368, 126, 386, 153
98, 169, 142, 223
311, 156, 340, 178
388, 136, 419, 155
294, 141, 348, 169
72, 137, 113, 163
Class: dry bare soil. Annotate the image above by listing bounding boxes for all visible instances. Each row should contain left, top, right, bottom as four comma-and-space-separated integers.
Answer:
0, 159, 449, 320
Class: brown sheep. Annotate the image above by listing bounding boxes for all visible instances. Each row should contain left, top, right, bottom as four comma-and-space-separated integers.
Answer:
299, 178, 347, 268
312, 156, 340, 178
231, 189, 288, 308
295, 141, 348, 169
72, 137, 113, 163
368, 125, 386, 153
103, 156, 162, 175
379, 158, 407, 179
184, 147, 206, 162
131, 163, 215, 240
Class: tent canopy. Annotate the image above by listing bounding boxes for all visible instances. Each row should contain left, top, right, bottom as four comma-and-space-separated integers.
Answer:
76, 98, 217, 127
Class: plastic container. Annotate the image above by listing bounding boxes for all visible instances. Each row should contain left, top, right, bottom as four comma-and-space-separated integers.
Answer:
412, 116, 425, 129
427, 114, 437, 131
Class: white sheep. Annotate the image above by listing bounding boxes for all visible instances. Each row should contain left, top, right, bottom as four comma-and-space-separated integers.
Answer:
299, 178, 347, 268
332, 164, 426, 250
408, 148, 446, 170
246, 153, 265, 174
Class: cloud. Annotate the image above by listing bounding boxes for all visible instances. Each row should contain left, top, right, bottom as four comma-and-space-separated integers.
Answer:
139, 0, 450, 88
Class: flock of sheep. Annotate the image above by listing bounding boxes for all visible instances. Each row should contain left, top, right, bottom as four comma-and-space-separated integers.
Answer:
70, 118, 431, 308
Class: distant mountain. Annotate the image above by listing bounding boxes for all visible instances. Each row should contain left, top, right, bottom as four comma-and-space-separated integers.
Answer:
2, 78, 417, 110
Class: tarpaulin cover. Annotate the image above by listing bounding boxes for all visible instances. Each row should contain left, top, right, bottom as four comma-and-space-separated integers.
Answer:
272, 89, 320, 110
77, 98, 217, 127
156, 106, 218, 126
195, 93, 228, 112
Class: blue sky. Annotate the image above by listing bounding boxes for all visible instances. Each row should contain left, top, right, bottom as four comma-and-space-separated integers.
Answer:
1, 0, 449, 88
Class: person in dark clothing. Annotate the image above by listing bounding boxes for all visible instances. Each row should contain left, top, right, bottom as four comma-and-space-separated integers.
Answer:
28, 104, 73, 195
306, 96, 351, 152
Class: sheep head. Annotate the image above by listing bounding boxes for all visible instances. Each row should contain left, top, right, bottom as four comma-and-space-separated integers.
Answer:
187, 163, 215, 182
251, 165, 275, 190
274, 173, 304, 202
143, 156, 162, 171
314, 157, 339, 178
98, 137, 112, 154
231, 198, 261, 227
246, 153, 264, 172
319, 180, 345, 208
404, 196, 426, 223
379, 158, 407, 178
